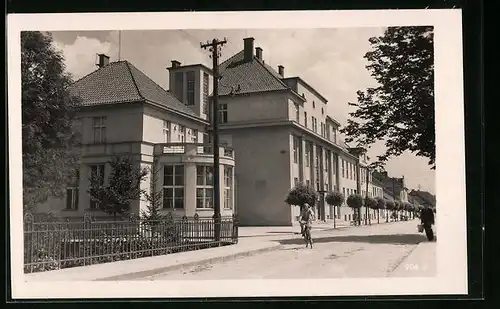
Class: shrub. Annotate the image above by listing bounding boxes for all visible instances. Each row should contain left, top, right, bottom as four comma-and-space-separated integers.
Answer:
385, 199, 395, 210
285, 183, 319, 208
365, 196, 378, 210
325, 191, 344, 207
346, 194, 363, 209
375, 197, 386, 209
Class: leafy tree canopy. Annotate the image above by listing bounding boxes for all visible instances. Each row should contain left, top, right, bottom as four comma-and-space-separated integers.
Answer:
340, 26, 435, 169
285, 183, 319, 208
346, 194, 364, 209
89, 156, 149, 217
325, 191, 345, 207
375, 196, 386, 209
385, 199, 395, 210
365, 196, 378, 209
22, 31, 81, 211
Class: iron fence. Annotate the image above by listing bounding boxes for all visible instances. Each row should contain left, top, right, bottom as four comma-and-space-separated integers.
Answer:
23, 212, 238, 274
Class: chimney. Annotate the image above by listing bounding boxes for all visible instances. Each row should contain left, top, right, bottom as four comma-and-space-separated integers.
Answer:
255, 47, 263, 61
278, 65, 284, 77
243, 37, 255, 62
97, 54, 110, 68
171, 60, 181, 68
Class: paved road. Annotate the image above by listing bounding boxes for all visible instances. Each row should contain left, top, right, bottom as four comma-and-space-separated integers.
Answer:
143, 221, 435, 280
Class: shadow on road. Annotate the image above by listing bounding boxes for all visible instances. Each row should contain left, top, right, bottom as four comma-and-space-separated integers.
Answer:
278, 233, 427, 246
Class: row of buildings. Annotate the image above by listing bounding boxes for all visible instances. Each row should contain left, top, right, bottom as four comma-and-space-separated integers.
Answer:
34, 37, 435, 226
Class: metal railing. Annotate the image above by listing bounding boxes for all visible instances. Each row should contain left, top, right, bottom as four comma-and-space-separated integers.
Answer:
23, 212, 238, 274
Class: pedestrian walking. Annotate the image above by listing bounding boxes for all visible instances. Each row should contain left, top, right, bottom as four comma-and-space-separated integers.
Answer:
419, 204, 435, 241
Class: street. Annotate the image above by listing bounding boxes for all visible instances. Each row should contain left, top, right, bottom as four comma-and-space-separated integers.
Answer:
142, 221, 436, 280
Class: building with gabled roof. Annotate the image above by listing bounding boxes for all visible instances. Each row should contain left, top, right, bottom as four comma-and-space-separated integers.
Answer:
34, 55, 235, 219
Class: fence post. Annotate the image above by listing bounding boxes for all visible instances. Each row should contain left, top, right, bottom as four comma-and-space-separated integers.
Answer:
24, 212, 34, 273
213, 213, 222, 246
232, 213, 238, 244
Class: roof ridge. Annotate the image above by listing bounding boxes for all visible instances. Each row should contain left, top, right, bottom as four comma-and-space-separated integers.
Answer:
124, 61, 145, 101
72, 61, 128, 85
127, 61, 182, 104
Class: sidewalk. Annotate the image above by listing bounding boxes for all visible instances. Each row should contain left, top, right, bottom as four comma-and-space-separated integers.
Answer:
23, 220, 418, 282
389, 240, 436, 277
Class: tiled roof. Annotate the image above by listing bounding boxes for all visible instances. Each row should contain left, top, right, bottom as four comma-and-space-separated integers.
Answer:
409, 190, 436, 206
69, 61, 200, 119
218, 50, 291, 96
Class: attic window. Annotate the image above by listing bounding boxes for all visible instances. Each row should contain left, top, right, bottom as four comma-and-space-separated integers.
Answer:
313, 101, 316, 108
302, 93, 305, 98
321, 107, 324, 115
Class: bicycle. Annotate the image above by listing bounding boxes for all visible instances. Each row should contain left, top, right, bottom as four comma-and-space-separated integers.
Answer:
300, 221, 313, 248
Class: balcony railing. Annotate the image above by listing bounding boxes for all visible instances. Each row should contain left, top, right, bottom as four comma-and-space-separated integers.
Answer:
154, 143, 234, 158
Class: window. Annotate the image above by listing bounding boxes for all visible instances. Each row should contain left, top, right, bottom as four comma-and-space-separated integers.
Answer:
294, 177, 299, 186
219, 103, 228, 123
343, 187, 346, 196
186, 71, 195, 106
321, 107, 324, 115
203, 73, 209, 114
292, 136, 299, 163
312, 101, 316, 108
89, 164, 105, 209
312, 117, 318, 132
66, 187, 79, 210
66, 169, 80, 210
163, 165, 184, 209
332, 128, 337, 143
341, 160, 345, 178
294, 104, 300, 122
304, 112, 308, 127
306, 180, 310, 187
163, 120, 171, 143
320, 123, 325, 137
305, 144, 310, 167
196, 165, 214, 209
324, 151, 328, 172
175, 72, 184, 102
178, 125, 185, 142
192, 129, 198, 143
92, 116, 107, 143
224, 166, 233, 209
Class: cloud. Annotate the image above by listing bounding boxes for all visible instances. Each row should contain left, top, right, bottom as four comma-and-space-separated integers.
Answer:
54, 36, 114, 81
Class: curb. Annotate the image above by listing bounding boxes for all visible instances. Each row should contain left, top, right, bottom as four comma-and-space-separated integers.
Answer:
95, 243, 284, 281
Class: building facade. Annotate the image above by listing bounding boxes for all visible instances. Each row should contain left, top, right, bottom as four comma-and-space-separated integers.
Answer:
35, 57, 235, 219
176, 37, 376, 226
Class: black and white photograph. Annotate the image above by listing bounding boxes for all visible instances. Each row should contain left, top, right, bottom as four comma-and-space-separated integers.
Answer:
8, 10, 466, 298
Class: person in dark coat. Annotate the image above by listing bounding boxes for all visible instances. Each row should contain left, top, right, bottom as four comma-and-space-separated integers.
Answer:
420, 204, 435, 241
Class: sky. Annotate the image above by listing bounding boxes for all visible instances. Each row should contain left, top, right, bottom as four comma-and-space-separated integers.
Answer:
50, 29, 435, 195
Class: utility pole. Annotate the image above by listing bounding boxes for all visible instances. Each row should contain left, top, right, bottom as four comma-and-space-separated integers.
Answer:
365, 166, 370, 225
201, 38, 227, 242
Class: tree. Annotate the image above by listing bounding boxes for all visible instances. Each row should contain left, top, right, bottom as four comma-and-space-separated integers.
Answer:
385, 199, 395, 222
340, 26, 435, 169
285, 183, 319, 211
375, 197, 386, 224
89, 156, 149, 219
346, 194, 363, 226
325, 191, 345, 228
21, 31, 81, 212
365, 196, 378, 225
393, 200, 401, 221
141, 165, 164, 235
